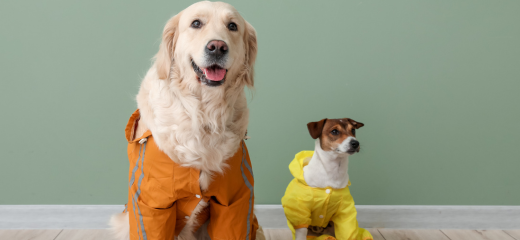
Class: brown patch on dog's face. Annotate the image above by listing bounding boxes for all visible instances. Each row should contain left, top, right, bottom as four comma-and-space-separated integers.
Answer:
307, 118, 364, 154
320, 119, 355, 152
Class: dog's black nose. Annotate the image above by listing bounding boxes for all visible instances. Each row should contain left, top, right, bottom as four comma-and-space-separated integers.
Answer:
206, 40, 228, 59
350, 140, 359, 148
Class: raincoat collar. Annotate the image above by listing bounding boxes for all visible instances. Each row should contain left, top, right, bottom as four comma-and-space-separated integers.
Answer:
125, 109, 152, 143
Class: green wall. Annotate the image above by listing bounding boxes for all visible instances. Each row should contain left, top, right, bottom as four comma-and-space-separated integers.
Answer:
1, 0, 519, 205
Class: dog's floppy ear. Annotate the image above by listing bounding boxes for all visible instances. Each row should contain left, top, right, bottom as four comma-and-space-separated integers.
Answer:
307, 118, 327, 139
242, 21, 257, 88
346, 118, 365, 129
156, 13, 182, 80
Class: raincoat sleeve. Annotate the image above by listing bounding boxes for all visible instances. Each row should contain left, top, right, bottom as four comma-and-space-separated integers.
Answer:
331, 194, 373, 240
281, 179, 313, 229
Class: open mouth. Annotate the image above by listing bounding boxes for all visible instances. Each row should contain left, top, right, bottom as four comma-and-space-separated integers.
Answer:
191, 60, 227, 87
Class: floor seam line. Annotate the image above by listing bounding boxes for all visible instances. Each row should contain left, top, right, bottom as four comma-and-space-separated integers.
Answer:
503, 230, 518, 240
376, 228, 387, 240
440, 229, 453, 240
52, 229, 64, 240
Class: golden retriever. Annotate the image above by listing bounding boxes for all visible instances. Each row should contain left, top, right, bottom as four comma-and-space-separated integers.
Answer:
110, 1, 263, 239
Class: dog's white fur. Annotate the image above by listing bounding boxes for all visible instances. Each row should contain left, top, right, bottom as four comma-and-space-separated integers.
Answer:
296, 137, 357, 239
304, 137, 355, 189
177, 200, 209, 240
110, 1, 259, 239
137, 1, 256, 189
110, 212, 130, 240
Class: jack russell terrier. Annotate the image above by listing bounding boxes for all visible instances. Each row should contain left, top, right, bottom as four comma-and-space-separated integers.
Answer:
281, 118, 373, 240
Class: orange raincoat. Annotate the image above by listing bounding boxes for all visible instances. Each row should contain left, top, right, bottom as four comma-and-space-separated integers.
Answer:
123, 110, 259, 240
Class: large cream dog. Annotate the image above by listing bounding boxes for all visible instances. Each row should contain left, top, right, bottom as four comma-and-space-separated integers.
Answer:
110, 1, 263, 240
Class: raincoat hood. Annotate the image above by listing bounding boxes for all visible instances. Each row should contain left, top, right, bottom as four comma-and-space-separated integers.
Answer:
288, 151, 314, 185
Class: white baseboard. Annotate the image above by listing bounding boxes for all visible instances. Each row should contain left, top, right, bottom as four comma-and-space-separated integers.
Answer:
1, 205, 519, 229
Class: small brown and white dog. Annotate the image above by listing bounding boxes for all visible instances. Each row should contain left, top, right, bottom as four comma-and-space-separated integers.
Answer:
283, 118, 371, 240
110, 1, 263, 240
305, 118, 364, 190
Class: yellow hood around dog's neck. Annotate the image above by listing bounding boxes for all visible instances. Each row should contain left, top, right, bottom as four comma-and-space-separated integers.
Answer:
288, 151, 315, 186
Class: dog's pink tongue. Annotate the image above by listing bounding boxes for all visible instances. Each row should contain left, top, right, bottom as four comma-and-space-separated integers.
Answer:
204, 68, 226, 81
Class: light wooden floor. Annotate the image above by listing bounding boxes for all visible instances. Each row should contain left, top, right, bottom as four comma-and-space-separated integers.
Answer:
1, 229, 519, 240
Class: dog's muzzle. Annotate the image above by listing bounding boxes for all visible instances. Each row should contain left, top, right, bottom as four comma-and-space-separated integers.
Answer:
346, 139, 360, 154
191, 60, 227, 87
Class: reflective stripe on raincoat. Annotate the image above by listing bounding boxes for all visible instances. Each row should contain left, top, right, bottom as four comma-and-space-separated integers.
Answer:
124, 109, 259, 240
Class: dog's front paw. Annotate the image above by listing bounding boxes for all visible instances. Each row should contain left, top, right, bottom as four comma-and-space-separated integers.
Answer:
295, 228, 308, 240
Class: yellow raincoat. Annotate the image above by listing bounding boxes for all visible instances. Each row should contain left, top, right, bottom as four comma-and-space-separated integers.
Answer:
281, 151, 373, 240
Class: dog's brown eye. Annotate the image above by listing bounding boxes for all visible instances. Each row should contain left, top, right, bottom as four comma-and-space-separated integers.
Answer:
352, 129, 356, 135
191, 20, 202, 29
331, 129, 339, 135
227, 22, 237, 31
